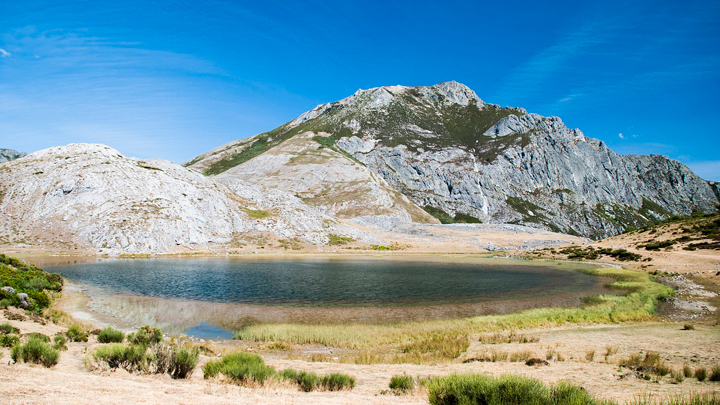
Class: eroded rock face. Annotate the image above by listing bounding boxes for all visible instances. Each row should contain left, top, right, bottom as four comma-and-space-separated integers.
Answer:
0, 149, 26, 163
189, 81, 719, 238
0, 144, 368, 254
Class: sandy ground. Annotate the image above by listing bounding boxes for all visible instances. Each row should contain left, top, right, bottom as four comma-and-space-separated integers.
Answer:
2, 307, 720, 404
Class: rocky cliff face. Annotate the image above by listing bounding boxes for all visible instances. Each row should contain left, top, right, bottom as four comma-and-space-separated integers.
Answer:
0, 144, 368, 254
0, 149, 26, 163
189, 82, 719, 239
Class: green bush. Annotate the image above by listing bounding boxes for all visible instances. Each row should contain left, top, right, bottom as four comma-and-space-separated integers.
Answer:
128, 325, 162, 346
0, 333, 20, 347
93, 344, 147, 372
11, 336, 60, 367
695, 367, 708, 381
169, 346, 199, 379
202, 352, 276, 384
321, 373, 356, 391
66, 324, 88, 342
389, 374, 415, 393
98, 327, 125, 343
281, 369, 321, 392
426, 374, 606, 405
53, 334, 68, 351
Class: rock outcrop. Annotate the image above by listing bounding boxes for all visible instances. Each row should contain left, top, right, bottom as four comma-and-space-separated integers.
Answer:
189, 81, 719, 238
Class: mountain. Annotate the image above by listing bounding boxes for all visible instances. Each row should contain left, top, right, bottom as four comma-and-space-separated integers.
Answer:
188, 81, 719, 239
0, 144, 369, 254
0, 148, 26, 163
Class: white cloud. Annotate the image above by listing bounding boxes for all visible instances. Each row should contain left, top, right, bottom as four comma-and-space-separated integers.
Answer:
0, 48, 11, 57
618, 132, 624, 139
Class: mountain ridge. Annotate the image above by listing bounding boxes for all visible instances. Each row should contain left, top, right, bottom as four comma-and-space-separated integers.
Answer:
188, 81, 719, 239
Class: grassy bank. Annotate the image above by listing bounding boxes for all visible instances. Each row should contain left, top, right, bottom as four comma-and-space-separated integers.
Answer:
235, 267, 672, 353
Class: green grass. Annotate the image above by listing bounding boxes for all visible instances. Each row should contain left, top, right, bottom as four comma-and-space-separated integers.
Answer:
426, 374, 611, 405
234, 266, 671, 353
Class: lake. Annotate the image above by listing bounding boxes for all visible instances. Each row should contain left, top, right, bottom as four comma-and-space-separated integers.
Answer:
46, 256, 612, 336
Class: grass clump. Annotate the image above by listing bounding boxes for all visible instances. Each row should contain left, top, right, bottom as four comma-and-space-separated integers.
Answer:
97, 327, 125, 343
11, 336, 60, 367
426, 374, 608, 405
1, 333, 20, 347
169, 346, 199, 379
389, 374, 415, 393
399, 332, 469, 363
0, 322, 19, 334
695, 367, 707, 381
710, 365, 720, 382
66, 324, 88, 342
202, 352, 276, 385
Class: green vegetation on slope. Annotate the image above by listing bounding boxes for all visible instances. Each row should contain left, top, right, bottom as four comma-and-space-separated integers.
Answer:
0, 254, 63, 311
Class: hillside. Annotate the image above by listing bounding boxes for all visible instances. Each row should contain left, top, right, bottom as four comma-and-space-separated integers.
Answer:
0, 144, 369, 254
188, 81, 720, 239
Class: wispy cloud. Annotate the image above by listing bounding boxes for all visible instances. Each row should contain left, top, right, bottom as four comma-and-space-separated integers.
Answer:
618, 133, 624, 140
494, 21, 606, 101
0, 48, 10, 57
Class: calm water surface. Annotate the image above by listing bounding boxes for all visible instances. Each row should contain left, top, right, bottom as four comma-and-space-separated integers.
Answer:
48, 257, 601, 306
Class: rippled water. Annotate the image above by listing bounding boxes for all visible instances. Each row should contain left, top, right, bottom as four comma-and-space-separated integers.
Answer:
48, 257, 601, 306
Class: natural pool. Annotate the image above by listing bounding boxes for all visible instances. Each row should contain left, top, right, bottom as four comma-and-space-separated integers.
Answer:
46, 256, 612, 337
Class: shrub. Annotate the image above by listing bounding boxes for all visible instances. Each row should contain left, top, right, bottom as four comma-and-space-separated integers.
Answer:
93, 344, 147, 372
66, 324, 88, 342
281, 369, 320, 392
53, 334, 68, 351
426, 374, 603, 405
98, 327, 125, 343
389, 374, 415, 393
0, 254, 63, 312
169, 346, 199, 379
128, 325, 162, 346
682, 323, 695, 330
202, 352, 276, 385
321, 373, 355, 391
11, 336, 60, 367
0, 333, 20, 347
695, 367, 708, 381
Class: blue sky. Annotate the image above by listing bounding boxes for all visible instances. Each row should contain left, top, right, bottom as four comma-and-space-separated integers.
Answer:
1, 0, 718, 180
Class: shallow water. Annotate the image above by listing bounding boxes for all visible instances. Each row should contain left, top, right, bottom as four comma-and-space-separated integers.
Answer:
49, 256, 600, 306
46, 256, 612, 333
